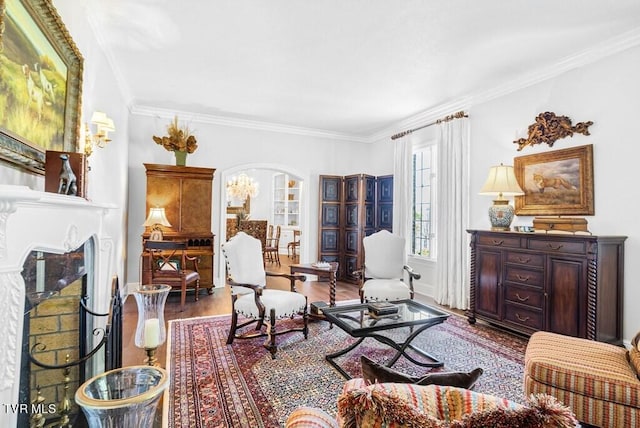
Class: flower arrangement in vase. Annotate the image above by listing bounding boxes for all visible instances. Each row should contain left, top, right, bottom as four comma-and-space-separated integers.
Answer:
152, 116, 198, 166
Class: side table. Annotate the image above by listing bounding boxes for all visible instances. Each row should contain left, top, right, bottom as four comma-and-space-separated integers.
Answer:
289, 262, 339, 309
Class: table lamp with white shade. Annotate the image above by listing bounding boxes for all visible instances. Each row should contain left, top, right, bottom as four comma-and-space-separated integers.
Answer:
144, 207, 171, 241
479, 164, 524, 231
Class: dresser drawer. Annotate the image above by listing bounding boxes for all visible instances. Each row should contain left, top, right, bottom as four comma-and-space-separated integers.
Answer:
504, 266, 544, 287
528, 238, 586, 255
477, 234, 521, 248
504, 284, 544, 309
506, 251, 544, 267
504, 304, 543, 330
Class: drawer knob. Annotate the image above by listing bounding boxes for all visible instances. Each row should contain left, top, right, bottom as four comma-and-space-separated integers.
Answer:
515, 293, 530, 302
517, 257, 531, 263
515, 313, 530, 322
492, 239, 504, 246
547, 243, 564, 251
516, 274, 531, 282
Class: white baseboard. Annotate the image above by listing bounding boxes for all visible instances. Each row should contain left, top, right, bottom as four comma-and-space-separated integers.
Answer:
413, 280, 435, 299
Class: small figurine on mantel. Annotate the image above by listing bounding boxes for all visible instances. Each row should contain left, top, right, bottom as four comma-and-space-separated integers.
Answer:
57, 154, 78, 196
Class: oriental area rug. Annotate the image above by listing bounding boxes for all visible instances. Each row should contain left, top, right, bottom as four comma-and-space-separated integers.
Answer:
163, 312, 527, 428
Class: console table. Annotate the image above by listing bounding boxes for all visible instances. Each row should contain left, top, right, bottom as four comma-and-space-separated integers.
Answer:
467, 230, 626, 345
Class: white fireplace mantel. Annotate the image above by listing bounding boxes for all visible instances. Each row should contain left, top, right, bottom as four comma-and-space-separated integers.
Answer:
0, 185, 116, 427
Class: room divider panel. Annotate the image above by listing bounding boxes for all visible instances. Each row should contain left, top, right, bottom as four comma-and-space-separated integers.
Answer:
318, 174, 393, 283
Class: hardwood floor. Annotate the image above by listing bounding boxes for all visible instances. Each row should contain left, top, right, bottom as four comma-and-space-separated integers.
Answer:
121, 255, 453, 368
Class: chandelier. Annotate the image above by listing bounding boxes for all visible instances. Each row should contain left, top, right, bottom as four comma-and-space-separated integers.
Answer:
227, 173, 259, 201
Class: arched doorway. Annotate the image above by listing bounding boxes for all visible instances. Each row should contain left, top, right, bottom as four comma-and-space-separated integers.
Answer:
216, 163, 309, 285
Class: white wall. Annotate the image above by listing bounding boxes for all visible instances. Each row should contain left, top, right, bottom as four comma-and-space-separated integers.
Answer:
469, 46, 640, 341
372, 45, 640, 342
125, 115, 380, 287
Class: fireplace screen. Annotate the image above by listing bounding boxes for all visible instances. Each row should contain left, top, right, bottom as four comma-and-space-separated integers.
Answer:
19, 238, 122, 427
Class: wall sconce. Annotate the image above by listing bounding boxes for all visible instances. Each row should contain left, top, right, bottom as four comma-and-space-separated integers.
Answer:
84, 111, 115, 156
144, 207, 172, 241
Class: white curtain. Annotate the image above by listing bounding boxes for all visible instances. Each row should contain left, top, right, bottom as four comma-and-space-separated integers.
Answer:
392, 137, 412, 257
435, 117, 470, 309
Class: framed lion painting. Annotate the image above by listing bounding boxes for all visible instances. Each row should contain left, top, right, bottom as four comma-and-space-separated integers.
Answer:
514, 144, 594, 216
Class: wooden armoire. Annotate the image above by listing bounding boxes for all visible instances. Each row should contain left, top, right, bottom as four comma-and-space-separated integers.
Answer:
142, 164, 216, 291
318, 174, 393, 282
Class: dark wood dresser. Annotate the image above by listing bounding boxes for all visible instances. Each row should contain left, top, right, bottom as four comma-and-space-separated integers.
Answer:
467, 230, 626, 345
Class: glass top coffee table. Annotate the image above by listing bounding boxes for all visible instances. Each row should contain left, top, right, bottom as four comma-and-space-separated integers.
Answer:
322, 300, 450, 379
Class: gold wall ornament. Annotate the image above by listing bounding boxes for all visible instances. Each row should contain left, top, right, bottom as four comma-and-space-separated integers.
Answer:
514, 112, 593, 151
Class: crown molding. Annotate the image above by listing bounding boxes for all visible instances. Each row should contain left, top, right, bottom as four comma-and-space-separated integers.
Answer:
129, 105, 371, 143
375, 27, 640, 143
110, 26, 640, 144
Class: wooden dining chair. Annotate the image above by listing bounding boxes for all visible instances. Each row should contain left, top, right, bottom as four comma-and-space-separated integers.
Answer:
287, 229, 301, 259
142, 240, 200, 311
264, 225, 281, 265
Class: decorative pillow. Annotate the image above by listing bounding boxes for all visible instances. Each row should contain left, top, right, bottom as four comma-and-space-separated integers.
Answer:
338, 383, 577, 428
360, 356, 483, 389
285, 406, 339, 428
450, 394, 578, 428
361, 356, 420, 384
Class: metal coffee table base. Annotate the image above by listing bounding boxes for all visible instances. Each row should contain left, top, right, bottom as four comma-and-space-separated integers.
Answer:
325, 323, 444, 379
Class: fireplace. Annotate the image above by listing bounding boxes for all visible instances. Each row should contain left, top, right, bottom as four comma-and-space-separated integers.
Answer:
0, 185, 117, 427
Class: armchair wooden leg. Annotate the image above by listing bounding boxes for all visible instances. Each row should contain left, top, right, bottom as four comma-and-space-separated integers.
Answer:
302, 302, 309, 340
195, 279, 200, 301
265, 308, 277, 359
256, 311, 265, 330
227, 297, 239, 345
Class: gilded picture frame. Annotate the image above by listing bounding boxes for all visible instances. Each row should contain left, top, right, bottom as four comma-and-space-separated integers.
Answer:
0, 0, 83, 174
514, 144, 594, 216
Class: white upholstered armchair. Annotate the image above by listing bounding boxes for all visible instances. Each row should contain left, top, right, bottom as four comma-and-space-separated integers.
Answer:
221, 232, 308, 358
355, 230, 421, 302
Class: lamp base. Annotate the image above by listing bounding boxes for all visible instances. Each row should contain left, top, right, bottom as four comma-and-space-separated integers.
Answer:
488, 199, 515, 231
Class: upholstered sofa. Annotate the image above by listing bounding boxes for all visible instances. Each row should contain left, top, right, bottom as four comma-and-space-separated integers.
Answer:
525, 331, 640, 427
286, 378, 577, 428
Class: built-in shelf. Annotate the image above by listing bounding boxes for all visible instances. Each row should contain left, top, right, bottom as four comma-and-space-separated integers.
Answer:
272, 173, 302, 227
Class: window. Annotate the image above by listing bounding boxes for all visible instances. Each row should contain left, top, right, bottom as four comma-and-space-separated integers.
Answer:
412, 143, 437, 259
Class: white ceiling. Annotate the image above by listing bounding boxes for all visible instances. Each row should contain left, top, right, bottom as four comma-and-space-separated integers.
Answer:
87, 0, 640, 141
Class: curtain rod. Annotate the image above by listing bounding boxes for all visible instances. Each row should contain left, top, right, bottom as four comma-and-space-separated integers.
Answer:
390, 111, 468, 140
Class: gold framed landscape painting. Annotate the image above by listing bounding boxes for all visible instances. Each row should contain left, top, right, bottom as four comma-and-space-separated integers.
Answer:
514, 145, 594, 216
0, 0, 83, 174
